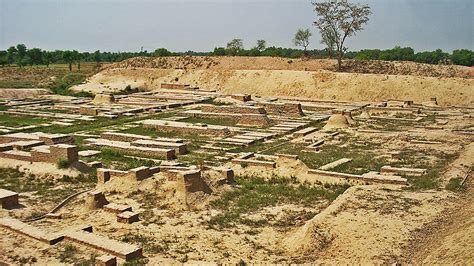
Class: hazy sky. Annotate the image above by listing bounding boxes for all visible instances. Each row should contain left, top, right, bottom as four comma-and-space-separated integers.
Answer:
0, 0, 472, 52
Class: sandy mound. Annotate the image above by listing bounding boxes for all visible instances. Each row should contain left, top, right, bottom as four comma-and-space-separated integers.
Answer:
358, 111, 371, 119
284, 185, 454, 263
92, 93, 115, 105
105, 56, 472, 78
71, 67, 474, 106
323, 114, 350, 131
0, 88, 51, 98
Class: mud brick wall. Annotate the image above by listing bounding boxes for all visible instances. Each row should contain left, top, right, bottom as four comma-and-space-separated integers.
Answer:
79, 106, 98, 116
231, 94, 251, 102
101, 132, 149, 142
31, 145, 79, 163
177, 170, 212, 194
161, 83, 190, 90
132, 140, 187, 155
1, 194, 19, 209
0, 136, 22, 144
143, 124, 231, 137
90, 143, 176, 160
0, 134, 73, 145
0, 151, 32, 161
232, 158, 277, 168
365, 106, 420, 114
85, 191, 109, 209
257, 102, 304, 117
182, 111, 240, 121
98, 166, 160, 184
237, 114, 273, 128
39, 135, 74, 145
201, 105, 266, 115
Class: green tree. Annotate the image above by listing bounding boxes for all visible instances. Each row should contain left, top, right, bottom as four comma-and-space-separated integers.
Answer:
212, 47, 227, 56
293, 28, 312, 54
153, 48, 172, 57
42, 51, 52, 67
451, 49, 473, 66
320, 26, 336, 58
27, 48, 43, 65
16, 44, 27, 66
7, 46, 17, 65
0, 51, 8, 67
313, 0, 372, 70
71, 50, 81, 70
93, 50, 102, 69
256, 40, 266, 52
226, 39, 244, 56
62, 50, 74, 71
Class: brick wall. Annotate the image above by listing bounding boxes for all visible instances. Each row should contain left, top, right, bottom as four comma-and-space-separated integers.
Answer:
201, 105, 266, 114
256, 102, 304, 117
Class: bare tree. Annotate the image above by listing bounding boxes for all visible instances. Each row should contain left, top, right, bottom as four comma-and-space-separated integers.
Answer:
293, 28, 312, 55
313, 0, 371, 70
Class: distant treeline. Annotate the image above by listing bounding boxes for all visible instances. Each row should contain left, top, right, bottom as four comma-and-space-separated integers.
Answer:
1, 44, 472, 68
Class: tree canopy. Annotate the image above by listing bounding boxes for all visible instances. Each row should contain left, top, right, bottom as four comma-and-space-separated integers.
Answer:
313, 0, 372, 70
293, 29, 312, 52
0, 43, 472, 68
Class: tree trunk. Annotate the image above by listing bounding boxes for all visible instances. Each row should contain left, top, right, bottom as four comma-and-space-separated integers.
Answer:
337, 56, 342, 71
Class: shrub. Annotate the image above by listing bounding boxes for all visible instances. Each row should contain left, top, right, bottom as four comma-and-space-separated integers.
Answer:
57, 159, 70, 169
446, 177, 465, 192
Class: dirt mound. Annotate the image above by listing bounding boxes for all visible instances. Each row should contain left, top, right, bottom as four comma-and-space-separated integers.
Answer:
342, 60, 472, 78
105, 56, 472, 78
284, 185, 453, 263
323, 114, 350, 131
72, 67, 474, 106
0, 88, 51, 98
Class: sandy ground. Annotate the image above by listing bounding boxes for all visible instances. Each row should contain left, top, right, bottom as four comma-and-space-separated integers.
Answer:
404, 144, 474, 264
71, 67, 474, 106
0, 88, 51, 98
0, 158, 81, 177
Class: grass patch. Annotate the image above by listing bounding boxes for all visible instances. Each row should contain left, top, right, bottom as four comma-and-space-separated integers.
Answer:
0, 114, 49, 127
57, 159, 70, 169
0, 80, 36, 88
445, 177, 466, 192
209, 175, 349, 227
0, 167, 95, 204
121, 233, 168, 254
49, 72, 93, 97
85, 148, 158, 170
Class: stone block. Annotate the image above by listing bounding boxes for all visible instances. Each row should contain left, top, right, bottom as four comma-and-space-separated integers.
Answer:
231, 94, 251, 102
95, 255, 117, 266
85, 191, 109, 210
0, 189, 19, 209
117, 211, 139, 224
177, 170, 212, 194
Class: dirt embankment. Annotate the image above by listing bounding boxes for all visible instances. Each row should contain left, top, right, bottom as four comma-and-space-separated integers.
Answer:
72, 67, 474, 106
0, 88, 51, 98
106, 56, 473, 79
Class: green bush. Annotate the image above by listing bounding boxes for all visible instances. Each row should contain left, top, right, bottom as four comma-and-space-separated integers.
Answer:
57, 159, 70, 169
446, 177, 465, 192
